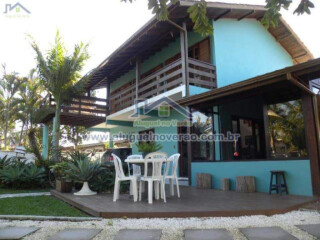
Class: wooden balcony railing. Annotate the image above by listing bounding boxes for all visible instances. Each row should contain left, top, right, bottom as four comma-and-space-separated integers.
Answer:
50, 95, 108, 117
109, 58, 216, 114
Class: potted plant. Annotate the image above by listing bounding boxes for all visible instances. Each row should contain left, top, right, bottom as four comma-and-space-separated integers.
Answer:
135, 142, 162, 158
51, 162, 73, 193
66, 158, 101, 196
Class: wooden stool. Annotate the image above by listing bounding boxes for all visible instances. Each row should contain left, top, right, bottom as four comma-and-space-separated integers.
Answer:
269, 171, 288, 195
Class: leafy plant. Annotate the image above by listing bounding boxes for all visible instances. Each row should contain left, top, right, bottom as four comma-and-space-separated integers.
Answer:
50, 161, 70, 180
67, 150, 91, 164
24, 165, 46, 187
135, 142, 162, 155
0, 160, 47, 188
67, 158, 101, 183
90, 165, 129, 193
0, 165, 26, 188
29, 31, 89, 161
0, 156, 11, 169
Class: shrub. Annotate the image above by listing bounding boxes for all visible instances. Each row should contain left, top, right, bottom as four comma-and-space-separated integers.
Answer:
135, 142, 162, 156
50, 161, 70, 180
66, 158, 101, 183
0, 160, 47, 189
24, 165, 46, 188
0, 156, 11, 169
0, 165, 26, 188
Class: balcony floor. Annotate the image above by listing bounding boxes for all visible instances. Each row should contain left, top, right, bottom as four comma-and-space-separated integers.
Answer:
41, 112, 106, 128
51, 187, 315, 218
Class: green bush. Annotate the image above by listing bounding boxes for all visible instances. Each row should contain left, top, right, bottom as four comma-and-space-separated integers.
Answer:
0, 156, 11, 169
23, 165, 46, 188
0, 159, 47, 189
66, 158, 101, 183
90, 164, 129, 193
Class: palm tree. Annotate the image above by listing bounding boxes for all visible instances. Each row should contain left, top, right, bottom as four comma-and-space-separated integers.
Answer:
15, 70, 45, 160
0, 65, 25, 149
29, 31, 89, 161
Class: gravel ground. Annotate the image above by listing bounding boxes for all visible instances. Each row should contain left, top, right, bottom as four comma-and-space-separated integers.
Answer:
0, 210, 319, 240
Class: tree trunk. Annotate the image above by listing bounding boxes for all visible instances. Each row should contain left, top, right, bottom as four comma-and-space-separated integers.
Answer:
236, 176, 255, 193
28, 128, 43, 162
18, 122, 25, 145
53, 99, 61, 162
196, 173, 212, 189
4, 104, 9, 150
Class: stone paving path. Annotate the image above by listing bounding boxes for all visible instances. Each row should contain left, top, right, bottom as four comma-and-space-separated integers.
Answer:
0, 227, 39, 239
296, 224, 320, 239
0, 224, 319, 240
48, 228, 102, 240
0, 192, 51, 199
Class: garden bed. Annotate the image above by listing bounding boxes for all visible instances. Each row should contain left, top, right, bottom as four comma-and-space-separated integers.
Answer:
0, 196, 88, 217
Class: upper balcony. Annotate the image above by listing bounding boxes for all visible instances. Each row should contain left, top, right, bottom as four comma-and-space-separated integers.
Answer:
39, 95, 107, 128
109, 57, 216, 114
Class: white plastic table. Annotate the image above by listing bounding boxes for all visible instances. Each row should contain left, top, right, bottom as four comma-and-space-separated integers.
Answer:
125, 157, 171, 201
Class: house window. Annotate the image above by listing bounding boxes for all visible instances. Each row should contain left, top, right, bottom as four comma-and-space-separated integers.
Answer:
191, 109, 215, 161
231, 117, 263, 160
267, 100, 307, 159
138, 129, 155, 143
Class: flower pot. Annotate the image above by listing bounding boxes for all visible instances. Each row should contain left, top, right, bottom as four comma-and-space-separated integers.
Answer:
74, 182, 97, 196
56, 180, 73, 193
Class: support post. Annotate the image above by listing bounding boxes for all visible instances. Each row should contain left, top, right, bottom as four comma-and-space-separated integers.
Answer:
136, 58, 141, 100
302, 92, 320, 195
263, 102, 271, 159
106, 81, 110, 115
180, 25, 189, 97
52, 117, 56, 149
187, 106, 192, 185
183, 22, 189, 97
42, 124, 49, 160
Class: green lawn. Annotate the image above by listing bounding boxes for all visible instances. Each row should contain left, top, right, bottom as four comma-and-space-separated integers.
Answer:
0, 188, 51, 195
0, 196, 89, 217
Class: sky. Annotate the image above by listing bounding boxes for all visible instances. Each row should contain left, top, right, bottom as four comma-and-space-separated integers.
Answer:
0, 0, 319, 79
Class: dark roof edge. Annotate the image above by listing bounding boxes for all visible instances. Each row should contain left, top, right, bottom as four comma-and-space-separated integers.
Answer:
178, 58, 320, 106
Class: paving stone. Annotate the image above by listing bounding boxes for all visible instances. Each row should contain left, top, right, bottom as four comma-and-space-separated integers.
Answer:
240, 227, 298, 240
184, 229, 233, 240
114, 229, 162, 240
48, 228, 102, 240
0, 227, 39, 239
296, 224, 320, 239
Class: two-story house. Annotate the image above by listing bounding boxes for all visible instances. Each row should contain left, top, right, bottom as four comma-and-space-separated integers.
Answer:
40, 1, 320, 196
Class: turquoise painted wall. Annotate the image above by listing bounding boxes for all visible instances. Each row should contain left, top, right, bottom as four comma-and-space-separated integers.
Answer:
109, 109, 186, 156
111, 32, 206, 91
191, 160, 313, 196
213, 19, 293, 87
189, 85, 210, 96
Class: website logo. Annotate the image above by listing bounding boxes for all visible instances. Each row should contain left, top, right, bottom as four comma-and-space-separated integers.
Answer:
3, 2, 31, 18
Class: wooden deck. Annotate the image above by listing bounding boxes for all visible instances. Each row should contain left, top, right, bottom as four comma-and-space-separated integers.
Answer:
51, 187, 316, 218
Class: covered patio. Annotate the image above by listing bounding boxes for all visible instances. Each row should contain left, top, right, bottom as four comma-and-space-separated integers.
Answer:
51, 187, 315, 218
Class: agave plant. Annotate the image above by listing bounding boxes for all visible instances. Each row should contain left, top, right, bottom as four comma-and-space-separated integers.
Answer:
135, 142, 163, 157
0, 156, 11, 169
67, 150, 90, 164
0, 165, 26, 188
24, 165, 46, 186
67, 158, 101, 183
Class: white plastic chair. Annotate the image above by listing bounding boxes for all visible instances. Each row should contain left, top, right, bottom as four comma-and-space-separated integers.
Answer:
139, 152, 168, 204
164, 154, 181, 198
127, 155, 143, 176
113, 154, 138, 202
15, 146, 26, 158
127, 155, 143, 195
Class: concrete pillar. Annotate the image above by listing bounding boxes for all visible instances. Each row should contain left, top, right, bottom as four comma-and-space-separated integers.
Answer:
42, 124, 49, 160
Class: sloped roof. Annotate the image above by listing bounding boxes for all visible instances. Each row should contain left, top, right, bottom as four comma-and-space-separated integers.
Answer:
85, 1, 313, 90
178, 57, 320, 107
